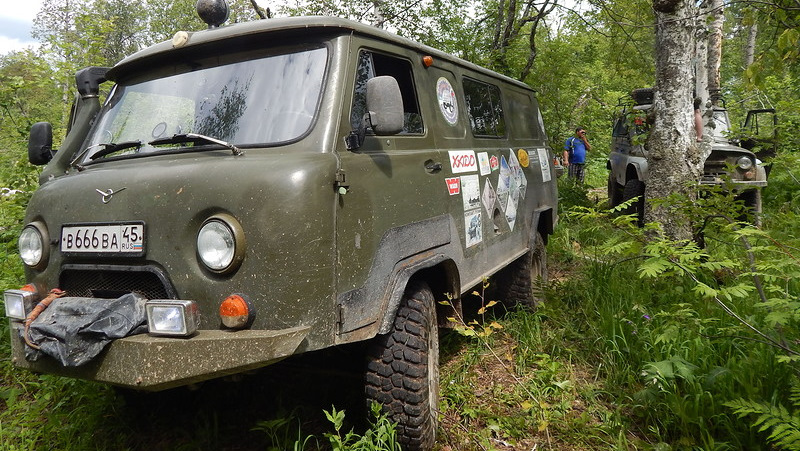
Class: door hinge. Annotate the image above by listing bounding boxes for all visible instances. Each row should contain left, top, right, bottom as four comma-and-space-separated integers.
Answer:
334, 169, 349, 191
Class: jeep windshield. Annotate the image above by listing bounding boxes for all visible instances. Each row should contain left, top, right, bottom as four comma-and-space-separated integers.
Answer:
81, 45, 327, 162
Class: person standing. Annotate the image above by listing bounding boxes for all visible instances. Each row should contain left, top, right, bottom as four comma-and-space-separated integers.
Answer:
563, 127, 591, 183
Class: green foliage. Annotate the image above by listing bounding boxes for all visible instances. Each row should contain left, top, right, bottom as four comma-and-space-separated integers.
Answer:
323, 403, 401, 451
727, 392, 800, 451
252, 412, 318, 451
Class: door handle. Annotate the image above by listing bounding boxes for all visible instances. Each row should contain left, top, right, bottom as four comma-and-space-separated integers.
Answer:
425, 161, 442, 173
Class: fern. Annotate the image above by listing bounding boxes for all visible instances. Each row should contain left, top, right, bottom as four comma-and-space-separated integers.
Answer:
726, 397, 800, 450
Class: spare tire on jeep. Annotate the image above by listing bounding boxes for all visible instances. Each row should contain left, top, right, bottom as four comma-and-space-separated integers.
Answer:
631, 88, 654, 106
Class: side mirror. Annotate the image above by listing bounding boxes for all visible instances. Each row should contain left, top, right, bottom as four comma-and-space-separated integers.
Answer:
344, 76, 405, 150
28, 122, 54, 166
366, 76, 404, 136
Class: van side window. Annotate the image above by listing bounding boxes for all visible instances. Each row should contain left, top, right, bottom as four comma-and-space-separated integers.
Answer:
463, 78, 505, 137
350, 50, 423, 134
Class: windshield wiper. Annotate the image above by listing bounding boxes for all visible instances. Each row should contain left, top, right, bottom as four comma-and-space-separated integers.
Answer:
89, 140, 143, 161
69, 140, 142, 170
148, 133, 243, 156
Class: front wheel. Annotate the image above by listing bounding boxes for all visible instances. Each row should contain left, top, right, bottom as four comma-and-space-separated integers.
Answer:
737, 189, 763, 226
365, 280, 438, 450
622, 178, 645, 226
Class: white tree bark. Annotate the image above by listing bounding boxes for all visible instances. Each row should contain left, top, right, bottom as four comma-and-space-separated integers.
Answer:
647, 0, 700, 239
694, 2, 709, 107
707, 0, 724, 105
745, 22, 758, 68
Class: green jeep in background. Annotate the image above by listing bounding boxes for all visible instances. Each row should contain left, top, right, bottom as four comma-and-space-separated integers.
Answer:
4, 2, 557, 448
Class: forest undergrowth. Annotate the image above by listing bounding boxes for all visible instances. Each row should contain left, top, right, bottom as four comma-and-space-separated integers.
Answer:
2, 155, 800, 450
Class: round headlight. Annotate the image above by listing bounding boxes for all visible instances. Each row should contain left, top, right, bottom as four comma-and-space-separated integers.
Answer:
197, 220, 236, 271
737, 156, 754, 170
19, 224, 46, 268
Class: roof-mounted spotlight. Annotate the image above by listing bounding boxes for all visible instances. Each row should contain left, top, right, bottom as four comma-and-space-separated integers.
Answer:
197, 0, 230, 29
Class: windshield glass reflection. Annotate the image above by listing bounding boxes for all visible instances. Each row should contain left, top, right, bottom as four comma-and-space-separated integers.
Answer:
84, 46, 327, 161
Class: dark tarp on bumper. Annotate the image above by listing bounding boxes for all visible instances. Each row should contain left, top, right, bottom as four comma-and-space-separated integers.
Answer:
23, 293, 147, 367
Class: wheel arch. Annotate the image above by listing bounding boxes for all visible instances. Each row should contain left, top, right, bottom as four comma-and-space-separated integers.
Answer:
627, 161, 647, 182
377, 257, 461, 335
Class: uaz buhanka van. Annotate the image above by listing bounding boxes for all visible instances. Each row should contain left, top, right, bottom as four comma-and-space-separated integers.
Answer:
4, 2, 557, 448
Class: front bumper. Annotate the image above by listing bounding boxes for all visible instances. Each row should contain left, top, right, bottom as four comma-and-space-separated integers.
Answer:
9, 322, 309, 391
699, 178, 767, 188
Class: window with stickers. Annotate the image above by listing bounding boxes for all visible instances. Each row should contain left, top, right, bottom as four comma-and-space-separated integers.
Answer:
464, 78, 505, 137
350, 50, 423, 134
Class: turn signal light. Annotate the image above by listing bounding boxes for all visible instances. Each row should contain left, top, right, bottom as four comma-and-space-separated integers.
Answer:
219, 294, 255, 329
422, 55, 434, 67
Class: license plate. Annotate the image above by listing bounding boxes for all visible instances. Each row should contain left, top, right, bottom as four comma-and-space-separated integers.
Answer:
61, 223, 145, 255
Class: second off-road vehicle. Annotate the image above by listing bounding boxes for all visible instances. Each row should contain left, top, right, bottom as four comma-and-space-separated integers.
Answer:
607, 88, 773, 223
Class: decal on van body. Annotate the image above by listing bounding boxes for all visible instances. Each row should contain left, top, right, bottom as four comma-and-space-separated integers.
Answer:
505, 192, 518, 231
448, 150, 477, 174
461, 175, 480, 211
477, 152, 491, 176
490, 155, 499, 172
445, 177, 460, 195
536, 148, 552, 182
437, 77, 459, 125
517, 149, 529, 168
497, 156, 511, 211
464, 210, 482, 248
508, 149, 528, 200
482, 178, 496, 216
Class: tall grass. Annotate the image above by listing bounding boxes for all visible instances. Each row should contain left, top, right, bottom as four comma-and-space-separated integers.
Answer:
531, 174, 800, 449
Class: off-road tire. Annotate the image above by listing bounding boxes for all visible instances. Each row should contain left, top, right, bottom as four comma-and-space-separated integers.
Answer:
365, 280, 438, 451
607, 174, 623, 207
737, 189, 763, 227
494, 232, 547, 310
631, 88, 654, 105
622, 178, 645, 226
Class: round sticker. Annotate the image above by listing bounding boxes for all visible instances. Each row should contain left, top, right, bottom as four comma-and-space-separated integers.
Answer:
517, 149, 530, 168
436, 77, 458, 125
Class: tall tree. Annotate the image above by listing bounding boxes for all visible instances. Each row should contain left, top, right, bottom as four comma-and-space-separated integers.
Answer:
646, 0, 698, 239
705, 0, 724, 104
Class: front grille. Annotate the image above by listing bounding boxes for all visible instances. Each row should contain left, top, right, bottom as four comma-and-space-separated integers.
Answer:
59, 265, 175, 299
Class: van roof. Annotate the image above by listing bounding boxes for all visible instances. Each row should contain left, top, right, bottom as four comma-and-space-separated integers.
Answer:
110, 16, 533, 92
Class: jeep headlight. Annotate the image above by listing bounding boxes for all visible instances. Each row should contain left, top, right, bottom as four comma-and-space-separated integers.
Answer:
146, 300, 199, 336
19, 222, 49, 269
197, 214, 245, 274
737, 156, 754, 170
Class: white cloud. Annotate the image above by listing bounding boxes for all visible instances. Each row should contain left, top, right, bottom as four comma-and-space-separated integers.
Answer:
0, 0, 42, 55
0, 0, 42, 22
0, 36, 39, 56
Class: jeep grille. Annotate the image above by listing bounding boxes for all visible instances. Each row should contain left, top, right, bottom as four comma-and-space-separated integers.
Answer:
59, 265, 175, 299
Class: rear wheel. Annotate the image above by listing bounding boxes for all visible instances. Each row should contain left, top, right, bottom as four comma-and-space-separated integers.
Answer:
622, 178, 645, 226
494, 232, 547, 310
365, 280, 438, 450
607, 174, 623, 207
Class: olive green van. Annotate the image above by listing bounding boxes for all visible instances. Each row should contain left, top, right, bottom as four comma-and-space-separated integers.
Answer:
4, 4, 557, 448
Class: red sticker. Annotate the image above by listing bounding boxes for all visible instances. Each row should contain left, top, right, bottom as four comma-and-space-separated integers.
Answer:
446, 177, 460, 195
490, 155, 499, 171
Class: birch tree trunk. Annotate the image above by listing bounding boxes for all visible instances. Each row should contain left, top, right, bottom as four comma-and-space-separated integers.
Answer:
694, 2, 709, 107
647, 0, 700, 240
745, 22, 758, 68
707, 0, 724, 105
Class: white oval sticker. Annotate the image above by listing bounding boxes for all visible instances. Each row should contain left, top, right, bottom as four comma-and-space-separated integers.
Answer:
437, 77, 458, 125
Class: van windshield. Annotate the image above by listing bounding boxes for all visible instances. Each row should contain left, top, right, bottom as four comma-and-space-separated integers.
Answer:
83, 46, 328, 161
